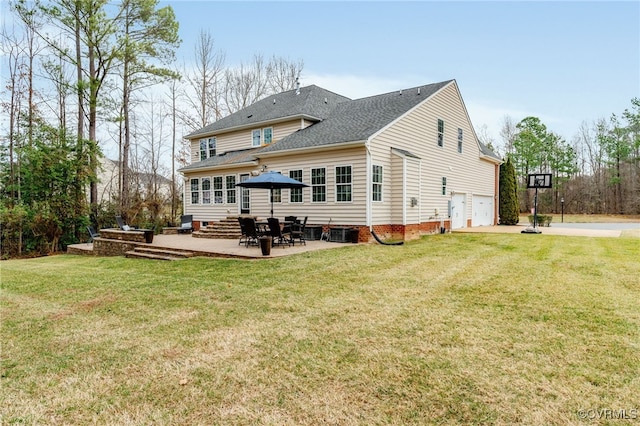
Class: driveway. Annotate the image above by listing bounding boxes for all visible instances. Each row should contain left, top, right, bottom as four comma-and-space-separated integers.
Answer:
454, 222, 640, 238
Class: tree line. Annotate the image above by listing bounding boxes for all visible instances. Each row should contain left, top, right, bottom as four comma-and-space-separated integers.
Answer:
0, 0, 303, 257
486, 101, 640, 220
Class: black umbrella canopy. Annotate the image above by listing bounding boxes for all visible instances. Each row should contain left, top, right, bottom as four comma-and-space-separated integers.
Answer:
236, 171, 308, 217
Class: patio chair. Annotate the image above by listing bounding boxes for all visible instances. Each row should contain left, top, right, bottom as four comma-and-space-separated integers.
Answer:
86, 226, 100, 244
283, 216, 297, 234
267, 217, 292, 247
242, 217, 265, 247
290, 216, 308, 246
238, 217, 249, 246
177, 214, 193, 234
115, 215, 135, 231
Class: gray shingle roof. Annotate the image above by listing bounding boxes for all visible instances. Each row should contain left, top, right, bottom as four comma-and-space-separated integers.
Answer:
259, 80, 453, 153
179, 147, 262, 172
478, 142, 502, 161
185, 85, 351, 139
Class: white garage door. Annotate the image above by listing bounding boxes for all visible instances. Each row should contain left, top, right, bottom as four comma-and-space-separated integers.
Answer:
472, 195, 494, 227
450, 193, 466, 229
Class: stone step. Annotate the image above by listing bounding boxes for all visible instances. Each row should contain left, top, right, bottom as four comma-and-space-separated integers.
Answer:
194, 217, 243, 239
125, 247, 195, 260
192, 231, 241, 239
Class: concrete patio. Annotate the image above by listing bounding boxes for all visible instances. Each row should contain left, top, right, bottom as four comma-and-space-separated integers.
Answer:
68, 233, 352, 260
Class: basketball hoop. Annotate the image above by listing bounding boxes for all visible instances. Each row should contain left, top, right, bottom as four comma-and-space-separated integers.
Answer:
522, 173, 552, 234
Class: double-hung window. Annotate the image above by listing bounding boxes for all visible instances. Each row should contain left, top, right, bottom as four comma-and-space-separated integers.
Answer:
199, 139, 207, 161
442, 177, 447, 196
263, 127, 273, 144
201, 177, 211, 204
226, 176, 236, 204
289, 169, 303, 203
271, 188, 282, 204
213, 176, 223, 204
208, 137, 216, 157
457, 128, 463, 153
252, 129, 261, 147
190, 178, 200, 204
311, 167, 326, 203
335, 166, 352, 202
437, 119, 444, 147
372, 165, 383, 202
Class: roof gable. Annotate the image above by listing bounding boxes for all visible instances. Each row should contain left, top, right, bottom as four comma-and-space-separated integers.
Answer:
259, 80, 453, 153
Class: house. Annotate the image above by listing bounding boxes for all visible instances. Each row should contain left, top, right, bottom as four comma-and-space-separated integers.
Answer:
179, 79, 501, 241
96, 156, 176, 207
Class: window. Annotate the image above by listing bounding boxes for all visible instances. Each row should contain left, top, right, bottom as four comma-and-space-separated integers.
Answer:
208, 137, 216, 157
190, 178, 200, 204
226, 175, 236, 204
199, 139, 207, 161
335, 166, 352, 202
442, 177, 447, 196
289, 169, 303, 203
252, 128, 272, 146
271, 188, 282, 204
437, 119, 444, 147
372, 165, 383, 202
201, 177, 211, 204
213, 176, 223, 204
311, 167, 326, 202
199, 138, 216, 160
457, 128, 463, 153
252, 129, 261, 147
263, 127, 273, 144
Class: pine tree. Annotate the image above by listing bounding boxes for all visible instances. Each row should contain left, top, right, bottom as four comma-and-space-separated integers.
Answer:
499, 156, 519, 225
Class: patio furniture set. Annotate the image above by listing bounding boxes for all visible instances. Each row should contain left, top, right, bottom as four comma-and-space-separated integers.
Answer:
238, 216, 308, 255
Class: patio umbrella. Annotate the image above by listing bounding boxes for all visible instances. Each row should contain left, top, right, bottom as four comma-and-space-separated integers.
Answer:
236, 171, 308, 217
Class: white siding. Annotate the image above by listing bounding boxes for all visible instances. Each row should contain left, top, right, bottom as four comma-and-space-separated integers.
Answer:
183, 146, 368, 225
369, 82, 496, 226
188, 119, 311, 163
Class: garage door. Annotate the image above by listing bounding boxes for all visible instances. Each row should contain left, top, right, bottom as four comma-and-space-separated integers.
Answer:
472, 195, 494, 227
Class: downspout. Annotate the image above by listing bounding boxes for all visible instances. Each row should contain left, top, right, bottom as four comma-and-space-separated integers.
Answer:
365, 138, 372, 231
402, 156, 407, 226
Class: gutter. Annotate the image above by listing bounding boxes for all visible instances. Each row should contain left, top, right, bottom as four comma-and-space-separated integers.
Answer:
256, 139, 366, 158
185, 114, 324, 140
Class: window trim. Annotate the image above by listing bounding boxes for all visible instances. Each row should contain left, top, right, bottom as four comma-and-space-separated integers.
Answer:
335, 165, 352, 203
208, 137, 216, 157
226, 175, 236, 204
289, 169, 303, 203
213, 176, 223, 204
190, 178, 200, 204
263, 127, 273, 145
372, 164, 383, 202
201, 177, 211, 204
442, 177, 447, 196
252, 129, 261, 147
251, 127, 273, 147
311, 167, 327, 203
437, 118, 444, 147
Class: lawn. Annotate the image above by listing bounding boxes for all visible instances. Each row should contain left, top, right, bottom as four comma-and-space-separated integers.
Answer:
2, 233, 639, 425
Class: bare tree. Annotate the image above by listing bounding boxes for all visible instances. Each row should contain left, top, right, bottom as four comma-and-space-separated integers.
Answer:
267, 55, 303, 93
182, 29, 226, 130
499, 115, 517, 156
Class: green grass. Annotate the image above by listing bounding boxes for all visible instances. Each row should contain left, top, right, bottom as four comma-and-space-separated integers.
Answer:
2, 234, 639, 425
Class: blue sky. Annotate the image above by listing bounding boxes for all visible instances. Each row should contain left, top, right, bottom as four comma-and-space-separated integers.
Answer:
165, 0, 639, 145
